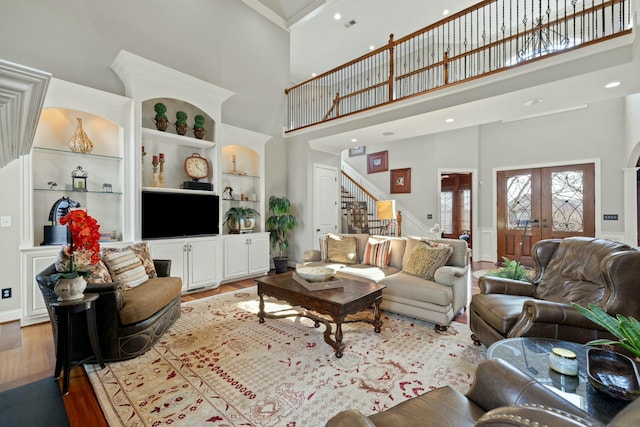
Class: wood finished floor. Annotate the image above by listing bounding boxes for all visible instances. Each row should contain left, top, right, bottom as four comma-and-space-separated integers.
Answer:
0, 261, 491, 426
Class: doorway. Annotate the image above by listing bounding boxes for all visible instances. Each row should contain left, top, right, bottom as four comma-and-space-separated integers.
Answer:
440, 173, 472, 247
496, 163, 595, 266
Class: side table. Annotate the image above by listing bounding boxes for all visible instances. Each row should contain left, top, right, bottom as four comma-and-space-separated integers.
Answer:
50, 293, 105, 394
488, 337, 629, 423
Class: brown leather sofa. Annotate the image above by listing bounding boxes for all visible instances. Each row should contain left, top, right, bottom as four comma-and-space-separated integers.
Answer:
36, 260, 182, 362
469, 237, 640, 348
325, 358, 640, 426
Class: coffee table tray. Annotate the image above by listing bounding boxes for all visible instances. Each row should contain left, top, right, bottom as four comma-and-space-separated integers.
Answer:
293, 272, 343, 291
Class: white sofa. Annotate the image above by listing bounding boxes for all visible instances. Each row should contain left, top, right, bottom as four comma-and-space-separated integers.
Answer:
300, 234, 470, 329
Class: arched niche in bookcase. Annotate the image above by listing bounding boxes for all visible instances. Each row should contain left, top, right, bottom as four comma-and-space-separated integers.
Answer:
141, 98, 215, 142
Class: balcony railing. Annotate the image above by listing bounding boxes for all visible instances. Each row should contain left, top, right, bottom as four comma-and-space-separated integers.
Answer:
285, 0, 632, 132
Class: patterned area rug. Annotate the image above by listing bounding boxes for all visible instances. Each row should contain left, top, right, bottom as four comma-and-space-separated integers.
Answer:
86, 287, 486, 426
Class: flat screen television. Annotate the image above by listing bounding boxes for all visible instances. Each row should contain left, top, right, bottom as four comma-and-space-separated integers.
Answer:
141, 191, 219, 239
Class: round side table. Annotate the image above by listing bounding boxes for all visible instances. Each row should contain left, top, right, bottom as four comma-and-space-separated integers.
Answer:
50, 293, 105, 395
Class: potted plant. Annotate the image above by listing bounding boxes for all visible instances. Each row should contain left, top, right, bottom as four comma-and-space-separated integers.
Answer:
192, 114, 206, 139
572, 303, 640, 359
223, 206, 259, 234
175, 110, 188, 135
484, 257, 532, 282
266, 196, 297, 273
153, 102, 169, 131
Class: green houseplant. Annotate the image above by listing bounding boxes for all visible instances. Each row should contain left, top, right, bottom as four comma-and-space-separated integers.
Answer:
175, 110, 188, 135
153, 102, 169, 131
266, 196, 297, 273
223, 207, 259, 234
572, 303, 640, 359
484, 257, 532, 282
192, 114, 206, 139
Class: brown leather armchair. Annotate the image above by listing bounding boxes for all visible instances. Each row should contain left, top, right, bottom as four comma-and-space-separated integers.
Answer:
325, 358, 640, 426
469, 237, 640, 348
36, 259, 182, 362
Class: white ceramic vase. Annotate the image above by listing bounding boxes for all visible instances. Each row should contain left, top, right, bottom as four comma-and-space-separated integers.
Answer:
54, 276, 87, 301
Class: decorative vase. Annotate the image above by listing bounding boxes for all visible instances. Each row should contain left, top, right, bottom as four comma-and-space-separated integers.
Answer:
228, 217, 256, 234
175, 122, 188, 136
193, 127, 206, 139
68, 117, 94, 154
154, 117, 169, 131
54, 276, 87, 301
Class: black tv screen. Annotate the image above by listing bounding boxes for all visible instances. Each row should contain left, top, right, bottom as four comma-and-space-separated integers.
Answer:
141, 191, 219, 239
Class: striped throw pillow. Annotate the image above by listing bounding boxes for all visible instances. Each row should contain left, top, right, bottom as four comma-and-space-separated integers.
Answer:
363, 238, 391, 268
102, 249, 149, 289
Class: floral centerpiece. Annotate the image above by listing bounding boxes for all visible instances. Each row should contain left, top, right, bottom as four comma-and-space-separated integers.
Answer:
50, 210, 101, 300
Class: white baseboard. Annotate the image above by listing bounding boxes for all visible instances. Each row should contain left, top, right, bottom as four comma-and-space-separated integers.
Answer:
0, 309, 22, 324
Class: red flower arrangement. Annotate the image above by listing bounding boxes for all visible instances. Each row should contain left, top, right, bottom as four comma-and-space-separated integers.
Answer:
50, 210, 101, 283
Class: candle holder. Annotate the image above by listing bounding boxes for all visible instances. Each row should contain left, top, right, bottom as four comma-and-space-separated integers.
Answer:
158, 153, 165, 188
150, 155, 159, 187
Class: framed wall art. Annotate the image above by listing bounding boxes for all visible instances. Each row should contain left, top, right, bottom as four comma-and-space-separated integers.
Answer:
367, 150, 388, 174
390, 168, 411, 193
349, 146, 366, 157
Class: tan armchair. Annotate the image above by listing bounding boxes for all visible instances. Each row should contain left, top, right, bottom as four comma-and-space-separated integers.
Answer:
469, 237, 640, 348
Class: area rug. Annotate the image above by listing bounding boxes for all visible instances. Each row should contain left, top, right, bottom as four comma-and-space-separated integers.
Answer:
86, 287, 486, 426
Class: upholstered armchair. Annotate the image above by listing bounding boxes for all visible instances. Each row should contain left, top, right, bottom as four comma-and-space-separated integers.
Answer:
469, 237, 640, 348
36, 259, 182, 362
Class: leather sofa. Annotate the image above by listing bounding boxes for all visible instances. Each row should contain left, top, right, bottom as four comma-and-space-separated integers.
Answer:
301, 234, 469, 329
36, 259, 182, 362
325, 358, 640, 426
470, 237, 640, 348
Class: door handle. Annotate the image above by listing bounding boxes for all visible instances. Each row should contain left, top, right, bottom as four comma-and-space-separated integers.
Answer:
316, 229, 320, 232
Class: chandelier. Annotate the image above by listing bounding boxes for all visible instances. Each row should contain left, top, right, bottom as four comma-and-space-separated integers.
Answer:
518, 18, 570, 62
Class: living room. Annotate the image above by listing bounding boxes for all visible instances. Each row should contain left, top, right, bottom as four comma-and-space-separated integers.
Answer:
2, 0, 640, 425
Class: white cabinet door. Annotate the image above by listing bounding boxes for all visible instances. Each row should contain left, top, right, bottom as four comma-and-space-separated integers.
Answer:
188, 239, 217, 289
248, 233, 269, 275
22, 249, 58, 326
223, 235, 249, 280
149, 240, 187, 291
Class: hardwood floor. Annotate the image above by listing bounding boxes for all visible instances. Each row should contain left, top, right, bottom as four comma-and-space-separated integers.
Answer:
0, 262, 490, 425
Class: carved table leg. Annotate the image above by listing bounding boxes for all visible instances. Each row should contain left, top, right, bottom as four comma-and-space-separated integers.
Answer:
258, 288, 265, 324
373, 298, 382, 333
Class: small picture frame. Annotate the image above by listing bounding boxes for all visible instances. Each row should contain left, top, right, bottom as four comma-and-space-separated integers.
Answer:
391, 168, 411, 193
349, 146, 366, 157
367, 150, 388, 174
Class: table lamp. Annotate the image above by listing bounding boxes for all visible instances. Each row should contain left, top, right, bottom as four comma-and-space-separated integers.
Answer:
376, 200, 396, 235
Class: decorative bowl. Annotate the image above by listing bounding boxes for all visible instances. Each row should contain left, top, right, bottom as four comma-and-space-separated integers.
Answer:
587, 348, 640, 401
296, 266, 335, 282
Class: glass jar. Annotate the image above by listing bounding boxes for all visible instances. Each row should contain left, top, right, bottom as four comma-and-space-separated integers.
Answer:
549, 347, 579, 376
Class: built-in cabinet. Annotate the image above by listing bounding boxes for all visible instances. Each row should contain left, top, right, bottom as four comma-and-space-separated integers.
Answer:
20, 78, 133, 325
148, 237, 219, 292
222, 233, 270, 281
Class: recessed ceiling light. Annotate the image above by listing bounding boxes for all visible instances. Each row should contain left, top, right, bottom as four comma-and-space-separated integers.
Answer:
445, 118, 454, 123
351, 138, 358, 143
369, 45, 375, 51
334, 13, 341, 20
605, 81, 621, 88
523, 98, 543, 107
443, 9, 450, 16
311, 72, 317, 77
382, 131, 394, 136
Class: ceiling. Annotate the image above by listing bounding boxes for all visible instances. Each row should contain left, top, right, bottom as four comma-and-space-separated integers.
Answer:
243, 1, 640, 153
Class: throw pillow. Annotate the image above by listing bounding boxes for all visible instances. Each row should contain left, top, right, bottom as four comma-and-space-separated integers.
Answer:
102, 242, 158, 278
319, 235, 329, 261
402, 241, 453, 281
326, 233, 358, 264
87, 260, 112, 284
102, 248, 149, 289
362, 238, 392, 268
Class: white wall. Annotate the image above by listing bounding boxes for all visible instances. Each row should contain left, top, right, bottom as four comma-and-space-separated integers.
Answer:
334, 97, 629, 262
0, 0, 289, 320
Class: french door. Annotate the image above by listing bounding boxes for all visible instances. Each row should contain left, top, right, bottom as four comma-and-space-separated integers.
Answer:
497, 163, 595, 266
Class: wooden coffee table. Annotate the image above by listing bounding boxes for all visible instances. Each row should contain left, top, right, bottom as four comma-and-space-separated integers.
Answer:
256, 272, 385, 358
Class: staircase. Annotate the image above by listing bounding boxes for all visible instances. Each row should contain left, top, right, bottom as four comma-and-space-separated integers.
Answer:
341, 171, 401, 235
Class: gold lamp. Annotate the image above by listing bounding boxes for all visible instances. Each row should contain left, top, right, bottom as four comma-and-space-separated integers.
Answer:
376, 200, 396, 236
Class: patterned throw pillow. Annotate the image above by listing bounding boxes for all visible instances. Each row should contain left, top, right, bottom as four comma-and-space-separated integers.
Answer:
402, 241, 453, 280
102, 248, 149, 289
362, 238, 391, 268
87, 260, 112, 284
326, 233, 358, 264
127, 242, 158, 278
